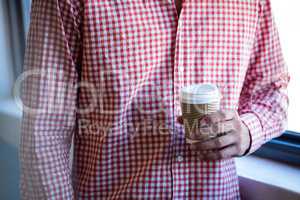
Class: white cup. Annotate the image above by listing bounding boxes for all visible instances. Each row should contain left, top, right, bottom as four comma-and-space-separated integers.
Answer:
180, 83, 221, 143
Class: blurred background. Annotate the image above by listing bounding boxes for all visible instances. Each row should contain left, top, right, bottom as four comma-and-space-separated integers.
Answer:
0, 1, 30, 199
0, 0, 299, 199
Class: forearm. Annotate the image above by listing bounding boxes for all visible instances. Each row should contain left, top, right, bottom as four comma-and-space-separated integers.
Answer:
20, 120, 74, 199
237, 0, 290, 155
239, 84, 289, 155
19, 0, 82, 199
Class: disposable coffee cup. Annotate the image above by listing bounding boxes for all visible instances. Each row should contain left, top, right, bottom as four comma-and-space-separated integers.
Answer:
180, 83, 221, 144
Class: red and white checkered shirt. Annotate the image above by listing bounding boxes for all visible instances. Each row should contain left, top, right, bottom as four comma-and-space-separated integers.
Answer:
20, 0, 289, 199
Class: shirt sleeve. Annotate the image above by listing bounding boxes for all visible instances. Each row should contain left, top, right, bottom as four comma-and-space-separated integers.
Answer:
19, 0, 83, 199
238, 0, 290, 155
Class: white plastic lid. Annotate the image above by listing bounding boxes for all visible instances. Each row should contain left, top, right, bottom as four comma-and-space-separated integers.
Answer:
180, 83, 221, 104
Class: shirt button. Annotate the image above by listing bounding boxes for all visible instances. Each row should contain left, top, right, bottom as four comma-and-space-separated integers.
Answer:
176, 155, 184, 162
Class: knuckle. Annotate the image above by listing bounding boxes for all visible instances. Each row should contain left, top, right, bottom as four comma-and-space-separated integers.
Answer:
200, 115, 210, 125
231, 133, 239, 143
193, 129, 201, 138
227, 122, 235, 132
236, 144, 242, 153
230, 110, 237, 117
236, 120, 242, 130
212, 123, 219, 133
214, 139, 222, 147
200, 127, 210, 136
219, 151, 225, 159
231, 122, 240, 133
206, 114, 214, 122
219, 110, 226, 118
222, 122, 230, 132
230, 129, 236, 134
221, 124, 227, 133
216, 151, 223, 159
235, 131, 242, 141
210, 113, 220, 123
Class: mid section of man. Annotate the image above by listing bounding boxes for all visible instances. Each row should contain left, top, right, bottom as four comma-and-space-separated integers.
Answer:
20, 0, 289, 199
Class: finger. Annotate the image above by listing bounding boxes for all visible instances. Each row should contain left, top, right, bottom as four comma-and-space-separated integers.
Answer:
200, 110, 236, 125
192, 120, 236, 140
176, 115, 183, 124
191, 130, 237, 151
195, 150, 210, 160
202, 145, 239, 160
200, 119, 235, 134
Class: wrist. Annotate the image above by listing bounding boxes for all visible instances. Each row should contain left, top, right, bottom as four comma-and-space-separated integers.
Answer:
239, 122, 251, 156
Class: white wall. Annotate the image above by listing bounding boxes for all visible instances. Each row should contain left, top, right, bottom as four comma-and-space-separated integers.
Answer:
271, 0, 300, 132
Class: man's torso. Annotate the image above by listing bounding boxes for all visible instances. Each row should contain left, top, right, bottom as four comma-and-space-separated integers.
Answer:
72, 1, 260, 199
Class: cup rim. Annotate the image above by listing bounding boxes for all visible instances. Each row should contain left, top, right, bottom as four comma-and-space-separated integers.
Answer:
180, 83, 221, 104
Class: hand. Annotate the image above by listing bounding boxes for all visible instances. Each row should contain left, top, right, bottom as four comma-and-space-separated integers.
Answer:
176, 110, 251, 160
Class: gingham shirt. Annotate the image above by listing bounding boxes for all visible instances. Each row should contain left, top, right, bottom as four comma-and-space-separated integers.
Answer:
20, 0, 289, 199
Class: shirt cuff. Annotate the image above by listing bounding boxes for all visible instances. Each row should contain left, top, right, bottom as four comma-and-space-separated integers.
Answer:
239, 112, 264, 156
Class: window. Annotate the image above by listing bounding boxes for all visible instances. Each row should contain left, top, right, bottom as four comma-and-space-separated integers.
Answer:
0, 0, 30, 99
253, 0, 300, 166
9, 0, 31, 76
21, 0, 31, 35
272, 1, 300, 133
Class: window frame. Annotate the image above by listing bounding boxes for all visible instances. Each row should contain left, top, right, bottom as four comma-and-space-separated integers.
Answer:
21, 0, 31, 35
253, 131, 300, 166
5, 0, 26, 78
